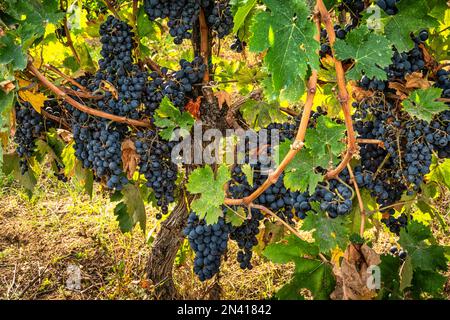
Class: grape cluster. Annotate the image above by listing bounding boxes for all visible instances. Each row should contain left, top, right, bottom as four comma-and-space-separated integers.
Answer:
71, 112, 128, 190
144, 0, 200, 44
203, 0, 234, 39
68, 16, 141, 191
184, 212, 230, 281
144, 57, 205, 116
229, 209, 264, 270
312, 178, 353, 219
135, 131, 178, 218
389, 245, 408, 259
230, 35, 245, 53
430, 69, 450, 158
376, 0, 399, 16
319, 25, 351, 57
14, 102, 44, 174
339, 0, 365, 21
144, 0, 233, 44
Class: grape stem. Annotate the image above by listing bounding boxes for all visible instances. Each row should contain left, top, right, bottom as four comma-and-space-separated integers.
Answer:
27, 61, 152, 128
250, 204, 328, 263
62, 15, 81, 65
317, 0, 358, 179
366, 200, 417, 216
41, 109, 71, 130
347, 164, 366, 237
103, 0, 121, 20
45, 64, 88, 92
356, 138, 384, 147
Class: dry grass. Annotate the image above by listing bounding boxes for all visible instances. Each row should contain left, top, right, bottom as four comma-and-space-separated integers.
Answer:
0, 166, 449, 300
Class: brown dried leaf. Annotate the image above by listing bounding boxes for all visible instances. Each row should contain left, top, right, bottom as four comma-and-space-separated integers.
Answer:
185, 96, 202, 119
214, 91, 232, 110
350, 81, 375, 101
419, 43, 434, 67
388, 82, 408, 100
405, 72, 431, 90
332, 243, 381, 300
0, 80, 15, 94
57, 129, 73, 143
121, 139, 140, 179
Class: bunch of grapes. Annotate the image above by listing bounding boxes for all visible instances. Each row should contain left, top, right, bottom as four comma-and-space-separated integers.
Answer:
71, 111, 129, 190
184, 212, 230, 281
143, 57, 205, 116
376, 0, 400, 16
135, 131, 178, 218
229, 209, 264, 270
14, 102, 44, 174
144, 0, 199, 44
429, 69, 450, 158
203, 0, 234, 39
144, 0, 233, 44
230, 35, 245, 53
339, 0, 366, 23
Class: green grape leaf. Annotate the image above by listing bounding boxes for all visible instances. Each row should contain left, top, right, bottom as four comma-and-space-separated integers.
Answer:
0, 34, 28, 71
334, 26, 393, 80
240, 99, 288, 130
378, 254, 402, 299
114, 202, 134, 233
412, 269, 447, 296
224, 206, 245, 227
263, 236, 335, 300
302, 209, 350, 252
399, 221, 448, 272
241, 163, 254, 187
427, 158, 450, 190
249, 0, 319, 102
276, 139, 328, 193
74, 160, 94, 199
1, 153, 36, 195
383, 0, 440, 53
233, 0, 257, 34
276, 263, 335, 300
399, 256, 413, 292
187, 164, 230, 225
137, 6, 157, 37
305, 115, 346, 160
402, 88, 448, 122
114, 184, 146, 233
154, 97, 195, 141
263, 235, 320, 264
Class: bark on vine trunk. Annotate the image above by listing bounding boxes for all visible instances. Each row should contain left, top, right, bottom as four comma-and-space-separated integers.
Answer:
147, 194, 193, 299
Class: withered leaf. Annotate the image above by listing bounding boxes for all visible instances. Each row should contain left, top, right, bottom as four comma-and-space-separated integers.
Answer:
122, 139, 140, 179
405, 72, 431, 90
185, 96, 202, 119
214, 91, 232, 110
331, 243, 381, 300
388, 82, 408, 100
0, 80, 15, 94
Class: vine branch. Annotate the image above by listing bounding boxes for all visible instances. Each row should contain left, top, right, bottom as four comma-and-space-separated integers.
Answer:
27, 62, 152, 128
317, 0, 358, 180
62, 16, 81, 65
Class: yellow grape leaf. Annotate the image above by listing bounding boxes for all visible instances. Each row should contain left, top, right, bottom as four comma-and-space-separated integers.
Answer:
17, 79, 46, 113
